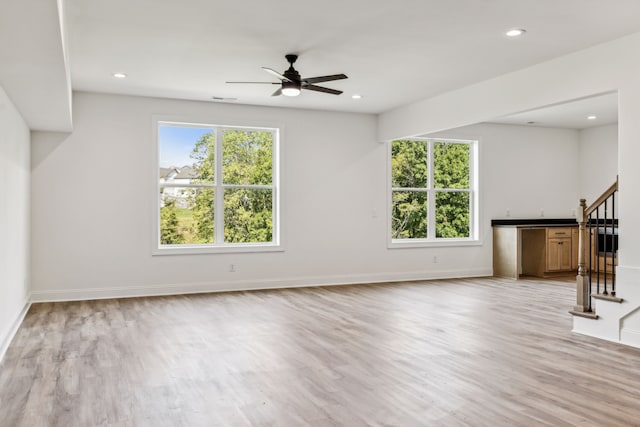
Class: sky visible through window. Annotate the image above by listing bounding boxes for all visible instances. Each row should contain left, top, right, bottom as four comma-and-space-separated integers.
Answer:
159, 125, 212, 167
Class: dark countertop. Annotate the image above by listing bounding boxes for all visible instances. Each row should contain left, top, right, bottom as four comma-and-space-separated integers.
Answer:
491, 218, 578, 227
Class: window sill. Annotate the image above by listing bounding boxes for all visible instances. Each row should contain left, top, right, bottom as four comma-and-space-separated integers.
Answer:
388, 239, 482, 249
152, 243, 284, 256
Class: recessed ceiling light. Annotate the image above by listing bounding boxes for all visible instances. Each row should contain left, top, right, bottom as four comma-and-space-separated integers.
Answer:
505, 29, 526, 37
112, 73, 127, 79
587, 115, 597, 120
352, 94, 362, 99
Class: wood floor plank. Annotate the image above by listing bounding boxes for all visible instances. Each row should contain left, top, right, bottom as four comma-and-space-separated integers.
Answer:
1, 277, 640, 426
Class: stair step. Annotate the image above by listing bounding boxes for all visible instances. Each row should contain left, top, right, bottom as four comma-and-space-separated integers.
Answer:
569, 310, 599, 319
592, 293, 624, 303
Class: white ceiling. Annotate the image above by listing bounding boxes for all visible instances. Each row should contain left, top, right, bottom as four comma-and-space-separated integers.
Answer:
3, 0, 640, 130
65, 0, 640, 116
489, 92, 619, 130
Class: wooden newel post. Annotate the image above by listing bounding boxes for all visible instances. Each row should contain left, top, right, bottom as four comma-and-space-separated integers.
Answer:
577, 199, 587, 277
574, 198, 591, 312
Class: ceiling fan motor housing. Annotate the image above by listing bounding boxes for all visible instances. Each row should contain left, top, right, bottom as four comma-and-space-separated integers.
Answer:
284, 69, 301, 88
284, 53, 301, 87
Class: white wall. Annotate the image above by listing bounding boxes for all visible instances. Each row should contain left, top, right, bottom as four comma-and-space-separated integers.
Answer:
379, 31, 640, 269
578, 124, 618, 203
29, 93, 580, 301
0, 85, 31, 360
428, 123, 580, 221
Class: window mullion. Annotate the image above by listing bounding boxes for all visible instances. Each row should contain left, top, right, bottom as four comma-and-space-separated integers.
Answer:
427, 140, 436, 240
214, 128, 224, 243
470, 143, 476, 239
271, 129, 278, 244
160, 183, 216, 189
223, 184, 273, 190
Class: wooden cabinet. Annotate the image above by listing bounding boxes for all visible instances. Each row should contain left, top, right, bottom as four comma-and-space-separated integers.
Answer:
546, 228, 574, 272
547, 238, 572, 271
493, 223, 579, 279
547, 227, 572, 239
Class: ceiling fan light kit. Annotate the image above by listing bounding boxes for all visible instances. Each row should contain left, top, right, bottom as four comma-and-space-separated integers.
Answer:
281, 80, 301, 97
227, 54, 348, 98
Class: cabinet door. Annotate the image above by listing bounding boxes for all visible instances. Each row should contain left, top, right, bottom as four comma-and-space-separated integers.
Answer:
547, 239, 560, 271
559, 238, 572, 270
547, 238, 572, 271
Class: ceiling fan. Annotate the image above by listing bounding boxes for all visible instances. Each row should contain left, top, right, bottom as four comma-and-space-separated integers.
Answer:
226, 54, 348, 97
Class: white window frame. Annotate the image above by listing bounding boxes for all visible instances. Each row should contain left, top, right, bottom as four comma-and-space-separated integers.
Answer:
388, 137, 480, 248
152, 118, 282, 255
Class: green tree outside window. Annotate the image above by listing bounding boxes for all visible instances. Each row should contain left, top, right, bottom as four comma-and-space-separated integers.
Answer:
158, 125, 275, 246
392, 139, 473, 240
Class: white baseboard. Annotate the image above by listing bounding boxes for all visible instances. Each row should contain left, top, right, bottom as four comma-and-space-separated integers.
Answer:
30, 268, 492, 303
620, 328, 640, 348
574, 327, 640, 350
0, 297, 31, 365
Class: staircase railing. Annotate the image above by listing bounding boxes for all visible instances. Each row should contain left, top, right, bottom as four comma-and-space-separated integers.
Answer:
573, 178, 619, 317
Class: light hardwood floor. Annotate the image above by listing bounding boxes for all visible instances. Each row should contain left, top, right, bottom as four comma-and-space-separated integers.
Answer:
1, 277, 640, 426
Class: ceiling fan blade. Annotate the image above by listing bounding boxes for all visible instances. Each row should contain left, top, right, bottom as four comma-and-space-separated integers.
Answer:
303, 74, 348, 84
262, 67, 292, 82
226, 81, 280, 84
271, 88, 282, 97
303, 84, 343, 95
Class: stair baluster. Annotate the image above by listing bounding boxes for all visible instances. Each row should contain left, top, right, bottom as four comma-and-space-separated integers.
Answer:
570, 178, 619, 318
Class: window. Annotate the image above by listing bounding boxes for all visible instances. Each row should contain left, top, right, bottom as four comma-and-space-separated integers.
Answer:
155, 121, 279, 253
390, 138, 478, 246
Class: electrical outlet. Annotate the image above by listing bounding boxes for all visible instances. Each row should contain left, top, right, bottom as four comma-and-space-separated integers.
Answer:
540, 209, 545, 217
229, 264, 236, 273
506, 208, 511, 218
433, 256, 438, 263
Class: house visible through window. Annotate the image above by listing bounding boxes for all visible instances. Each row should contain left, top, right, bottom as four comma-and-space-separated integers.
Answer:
390, 138, 477, 244
156, 122, 279, 252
